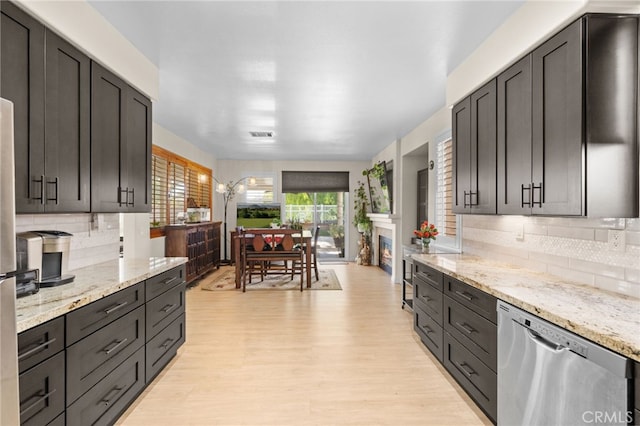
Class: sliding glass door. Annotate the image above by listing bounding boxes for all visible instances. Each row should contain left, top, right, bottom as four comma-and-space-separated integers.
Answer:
284, 192, 346, 259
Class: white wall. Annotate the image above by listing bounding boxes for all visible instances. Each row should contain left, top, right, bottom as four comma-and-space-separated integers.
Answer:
446, 0, 640, 106
16, 0, 159, 99
216, 159, 370, 261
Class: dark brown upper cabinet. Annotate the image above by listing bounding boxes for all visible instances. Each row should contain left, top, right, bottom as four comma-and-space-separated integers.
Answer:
1, 2, 90, 213
1, 2, 45, 213
497, 14, 639, 217
91, 63, 151, 213
452, 80, 497, 214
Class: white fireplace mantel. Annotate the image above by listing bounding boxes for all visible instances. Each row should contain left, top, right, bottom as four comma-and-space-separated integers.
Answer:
367, 213, 400, 227
367, 213, 401, 283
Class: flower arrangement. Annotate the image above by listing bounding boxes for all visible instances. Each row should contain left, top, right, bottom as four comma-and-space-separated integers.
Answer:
413, 221, 438, 241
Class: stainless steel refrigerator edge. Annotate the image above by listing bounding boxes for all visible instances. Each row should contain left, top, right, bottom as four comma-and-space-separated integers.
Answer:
0, 98, 20, 424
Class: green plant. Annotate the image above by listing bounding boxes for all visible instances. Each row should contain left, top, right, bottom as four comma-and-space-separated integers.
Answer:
352, 180, 372, 232
329, 224, 344, 239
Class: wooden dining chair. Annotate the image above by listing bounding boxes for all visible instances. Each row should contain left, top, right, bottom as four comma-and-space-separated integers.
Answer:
292, 225, 320, 281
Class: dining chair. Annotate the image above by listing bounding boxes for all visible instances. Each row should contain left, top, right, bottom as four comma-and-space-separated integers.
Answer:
292, 225, 319, 281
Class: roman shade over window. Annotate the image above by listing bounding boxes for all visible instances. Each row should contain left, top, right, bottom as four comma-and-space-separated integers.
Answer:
281, 171, 350, 193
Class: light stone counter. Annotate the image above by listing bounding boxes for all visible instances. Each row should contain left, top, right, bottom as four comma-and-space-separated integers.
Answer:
16, 257, 188, 333
411, 253, 640, 362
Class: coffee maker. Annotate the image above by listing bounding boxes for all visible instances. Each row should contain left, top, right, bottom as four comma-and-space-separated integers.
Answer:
16, 231, 75, 287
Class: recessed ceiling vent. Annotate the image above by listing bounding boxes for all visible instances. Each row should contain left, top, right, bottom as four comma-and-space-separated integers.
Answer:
249, 131, 273, 138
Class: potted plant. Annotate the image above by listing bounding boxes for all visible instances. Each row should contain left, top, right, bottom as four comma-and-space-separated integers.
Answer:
329, 224, 345, 255
353, 180, 372, 233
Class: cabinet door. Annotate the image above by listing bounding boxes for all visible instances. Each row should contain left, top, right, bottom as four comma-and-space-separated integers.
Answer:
497, 55, 533, 215
470, 80, 497, 214
532, 19, 583, 216
91, 62, 127, 212
452, 97, 471, 213
0, 2, 45, 213
44, 29, 90, 212
125, 88, 152, 213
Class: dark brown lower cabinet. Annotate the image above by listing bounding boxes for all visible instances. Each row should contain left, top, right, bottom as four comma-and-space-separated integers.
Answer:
443, 333, 497, 422
18, 352, 65, 426
67, 348, 146, 426
17, 264, 187, 426
413, 261, 497, 424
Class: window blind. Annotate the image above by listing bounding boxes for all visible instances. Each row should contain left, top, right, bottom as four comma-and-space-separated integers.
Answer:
281, 171, 349, 193
151, 155, 168, 225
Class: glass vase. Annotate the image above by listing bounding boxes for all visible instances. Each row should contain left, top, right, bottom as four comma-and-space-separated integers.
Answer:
421, 238, 430, 253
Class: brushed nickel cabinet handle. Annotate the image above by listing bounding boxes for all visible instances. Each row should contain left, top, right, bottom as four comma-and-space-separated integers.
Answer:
104, 301, 128, 315
18, 337, 57, 361
103, 338, 128, 355
20, 389, 57, 416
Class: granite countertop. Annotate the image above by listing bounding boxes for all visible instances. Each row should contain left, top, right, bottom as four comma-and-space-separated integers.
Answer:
411, 253, 640, 362
16, 257, 188, 333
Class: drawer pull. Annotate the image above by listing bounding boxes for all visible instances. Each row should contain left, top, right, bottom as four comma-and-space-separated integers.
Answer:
160, 338, 175, 350
18, 337, 57, 361
421, 325, 433, 334
161, 276, 178, 286
161, 303, 178, 314
456, 362, 477, 378
100, 386, 124, 407
455, 322, 476, 334
104, 301, 129, 315
103, 338, 128, 355
20, 389, 57, 416
424, 295, 432, 302
454, 290, 474, 301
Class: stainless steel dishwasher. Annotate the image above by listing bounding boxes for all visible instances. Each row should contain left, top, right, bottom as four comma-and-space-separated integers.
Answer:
497, 300, 632, 426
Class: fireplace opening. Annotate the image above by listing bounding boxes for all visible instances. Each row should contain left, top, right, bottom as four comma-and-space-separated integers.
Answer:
379, 235, 392, 275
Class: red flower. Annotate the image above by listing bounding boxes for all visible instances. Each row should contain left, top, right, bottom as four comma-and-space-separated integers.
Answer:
413, 221, 438, 240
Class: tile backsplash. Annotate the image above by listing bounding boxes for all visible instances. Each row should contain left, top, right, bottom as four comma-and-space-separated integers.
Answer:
16, 213, 120, 271
462, 216, 640, 298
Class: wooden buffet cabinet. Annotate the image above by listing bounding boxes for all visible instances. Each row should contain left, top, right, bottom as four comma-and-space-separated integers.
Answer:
165, 222, 221, 284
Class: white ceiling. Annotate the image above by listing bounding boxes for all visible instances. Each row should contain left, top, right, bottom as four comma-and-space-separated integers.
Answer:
88, 1, 524, 161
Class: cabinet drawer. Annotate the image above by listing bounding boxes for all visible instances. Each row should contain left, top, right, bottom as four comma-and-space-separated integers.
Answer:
145, 265, 185, 302
444, 277, 497, 323
146, 313, 186, 381
414, 263, 443, 291
413, 280, 443, 324
19, 351, 65, 426
444, 296, 497, 372
66, 306, 145, 405
443, 333, 497, 422
67, 347, 145, 426
413, 303, 443, 362
66, 282, 144, 345
47, 412, 65, 426
18, 317, 64, 373
146, 282, 185, 340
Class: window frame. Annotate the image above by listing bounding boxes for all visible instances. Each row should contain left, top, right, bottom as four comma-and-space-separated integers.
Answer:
432, 135, 462, 252
150, 145, 212, 237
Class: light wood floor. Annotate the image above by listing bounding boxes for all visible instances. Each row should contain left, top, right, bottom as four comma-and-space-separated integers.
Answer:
116, 263, 491, 426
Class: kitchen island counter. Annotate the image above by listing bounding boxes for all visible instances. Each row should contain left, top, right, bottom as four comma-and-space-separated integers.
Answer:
412, 253, 640, 362
16, 257, 188, 333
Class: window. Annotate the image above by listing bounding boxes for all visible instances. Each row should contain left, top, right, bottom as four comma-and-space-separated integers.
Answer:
150, 146, 212, 229
434, 137, 461, 250
239, 173, 275, 204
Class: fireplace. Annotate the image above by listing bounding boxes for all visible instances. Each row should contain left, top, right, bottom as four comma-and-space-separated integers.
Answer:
379, 235, 392, 275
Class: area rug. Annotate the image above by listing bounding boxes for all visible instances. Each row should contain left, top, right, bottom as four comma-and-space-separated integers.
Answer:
199, 268, 342, 291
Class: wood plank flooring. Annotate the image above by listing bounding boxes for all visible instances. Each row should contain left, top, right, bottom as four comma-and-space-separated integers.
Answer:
116, 263, 491, 425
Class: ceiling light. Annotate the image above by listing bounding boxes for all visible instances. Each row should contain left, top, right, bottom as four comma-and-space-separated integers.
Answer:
249, 131, 274, 138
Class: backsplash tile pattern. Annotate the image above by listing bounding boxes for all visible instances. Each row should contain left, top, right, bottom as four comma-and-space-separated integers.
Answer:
16, 214, 120, 270
462, 215, 640, 298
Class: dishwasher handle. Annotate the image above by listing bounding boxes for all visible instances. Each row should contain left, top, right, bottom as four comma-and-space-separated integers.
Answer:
527, 329, 566, 352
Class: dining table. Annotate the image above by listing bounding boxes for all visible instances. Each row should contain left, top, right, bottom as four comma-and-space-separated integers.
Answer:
232, 228, 313, 289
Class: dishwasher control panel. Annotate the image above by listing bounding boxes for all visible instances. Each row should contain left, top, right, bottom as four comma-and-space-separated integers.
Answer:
520, 317, 589, 357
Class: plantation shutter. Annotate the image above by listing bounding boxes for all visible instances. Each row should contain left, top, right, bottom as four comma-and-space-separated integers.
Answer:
150, 154, 168, 225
